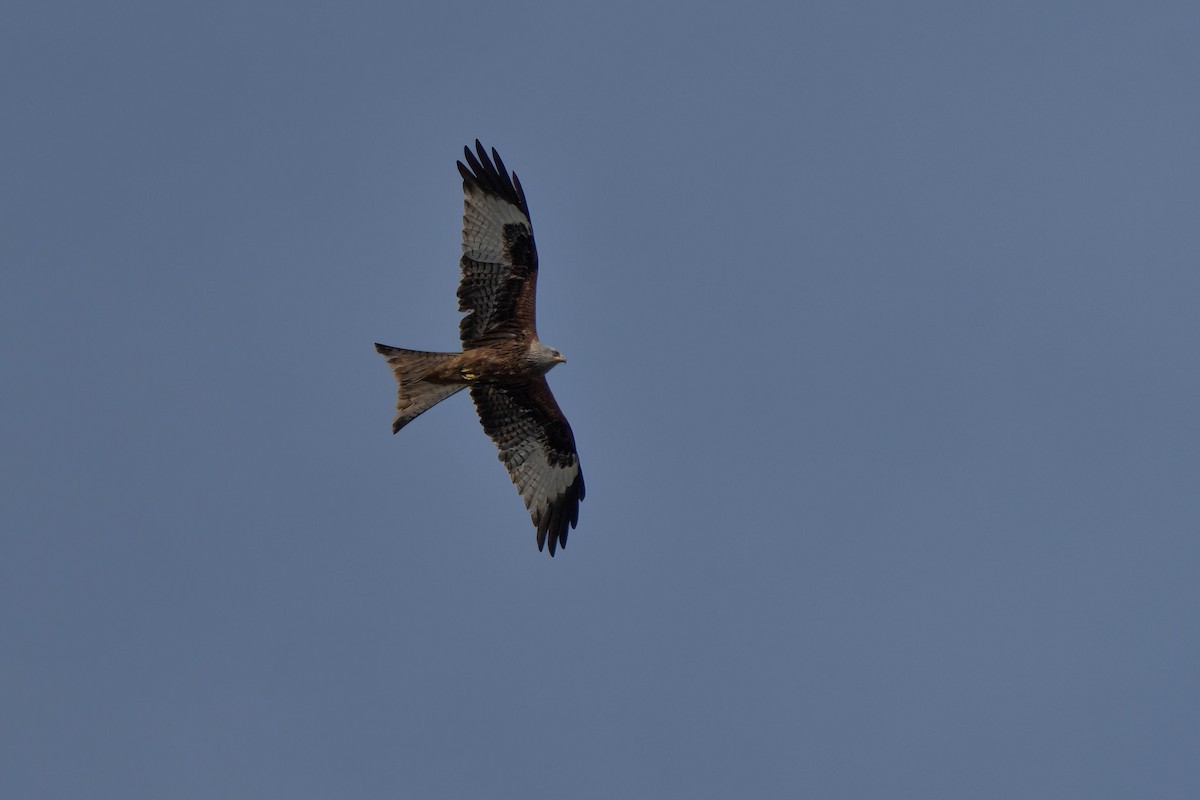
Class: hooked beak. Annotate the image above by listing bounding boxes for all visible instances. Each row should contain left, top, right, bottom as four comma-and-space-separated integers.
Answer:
556, 354, 567, 364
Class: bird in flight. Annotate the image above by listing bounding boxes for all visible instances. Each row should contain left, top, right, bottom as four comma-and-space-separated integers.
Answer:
375, 141, 584, 555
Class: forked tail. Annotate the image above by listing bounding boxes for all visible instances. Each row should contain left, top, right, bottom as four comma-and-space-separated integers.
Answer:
374, 344, 466, 433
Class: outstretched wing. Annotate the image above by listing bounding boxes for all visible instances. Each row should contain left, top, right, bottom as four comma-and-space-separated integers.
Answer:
457, 141, 539, 348
470, 380, 585, 556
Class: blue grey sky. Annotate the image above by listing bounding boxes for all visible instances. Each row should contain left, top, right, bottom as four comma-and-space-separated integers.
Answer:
4, 2, 1199, 797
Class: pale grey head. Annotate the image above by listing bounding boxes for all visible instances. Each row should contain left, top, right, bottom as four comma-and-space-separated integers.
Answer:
528, 340, 567, 375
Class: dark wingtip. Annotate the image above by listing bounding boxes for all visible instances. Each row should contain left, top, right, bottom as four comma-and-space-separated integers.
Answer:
457, 140, 529, 216
529, 468, 584, 558
472, 140, 494, 177
490, 146, 508, 181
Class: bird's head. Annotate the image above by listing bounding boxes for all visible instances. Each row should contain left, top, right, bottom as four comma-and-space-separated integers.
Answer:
530, 342, 566, 373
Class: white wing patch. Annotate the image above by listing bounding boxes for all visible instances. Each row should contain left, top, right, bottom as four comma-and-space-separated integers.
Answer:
511, 445, 575, 518
462, 189, 530, 264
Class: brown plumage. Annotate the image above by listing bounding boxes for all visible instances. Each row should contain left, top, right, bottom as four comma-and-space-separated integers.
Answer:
375, 141, 584, 555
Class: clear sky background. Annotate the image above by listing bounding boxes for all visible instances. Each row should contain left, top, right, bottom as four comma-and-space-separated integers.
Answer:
3, 2, 1199, 797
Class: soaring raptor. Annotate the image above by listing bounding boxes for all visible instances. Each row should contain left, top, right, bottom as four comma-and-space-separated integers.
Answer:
375, 141, 584, 555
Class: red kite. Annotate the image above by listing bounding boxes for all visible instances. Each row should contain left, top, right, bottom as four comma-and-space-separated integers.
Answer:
375, 142, 584, 555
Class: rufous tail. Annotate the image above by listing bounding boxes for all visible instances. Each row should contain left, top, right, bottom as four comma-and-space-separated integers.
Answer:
374, 344, 466, 433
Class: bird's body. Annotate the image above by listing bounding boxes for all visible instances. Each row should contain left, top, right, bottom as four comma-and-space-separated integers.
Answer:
375, 142, 584, 555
